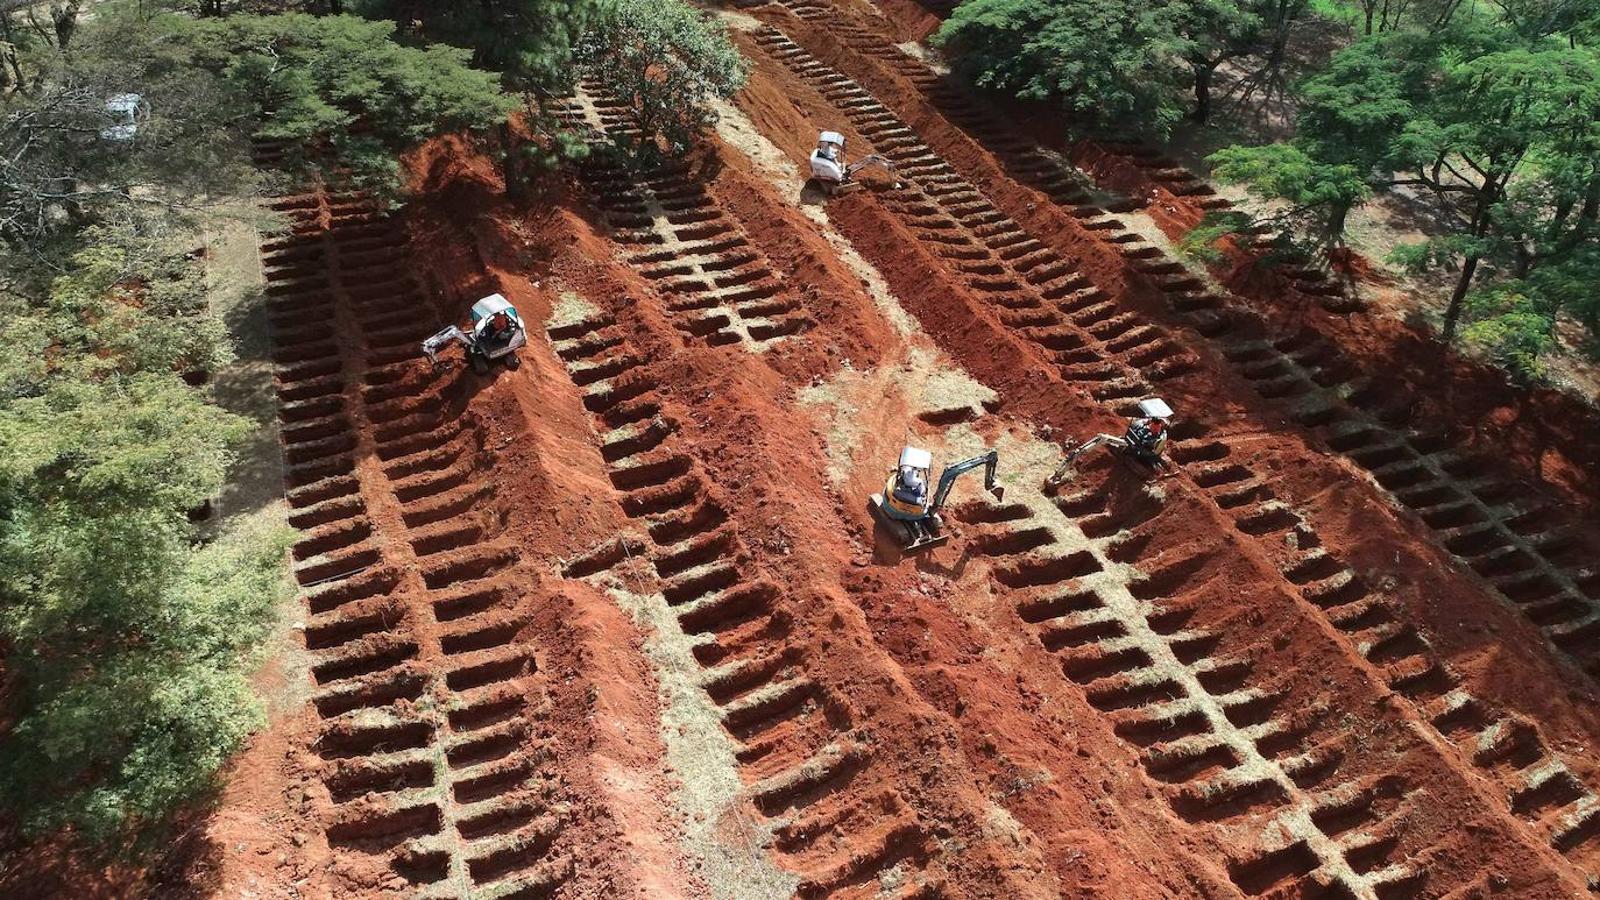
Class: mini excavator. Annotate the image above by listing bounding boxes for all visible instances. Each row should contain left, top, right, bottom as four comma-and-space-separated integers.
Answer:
1047, 398, 1175, 486
870, 447, 1001, 552
421, 293, 527, 374
810, 131, 900, 196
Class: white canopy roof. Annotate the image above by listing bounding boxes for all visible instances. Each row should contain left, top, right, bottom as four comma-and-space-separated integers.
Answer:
898, 446, 933, 470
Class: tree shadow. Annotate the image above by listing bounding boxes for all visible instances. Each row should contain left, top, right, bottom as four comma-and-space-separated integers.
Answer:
213, 283, 288, 525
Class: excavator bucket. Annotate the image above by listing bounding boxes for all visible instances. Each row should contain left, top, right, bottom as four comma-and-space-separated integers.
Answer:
902, 527, 950, 553
867, 493, 950, 553
1045, 461, 1077, 487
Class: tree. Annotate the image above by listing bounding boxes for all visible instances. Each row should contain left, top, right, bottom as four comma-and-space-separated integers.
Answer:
935, 0, 1192, 135
1210, 144, 1370, 243
354, 0, 599, 197
577, 0, 747, 159
173, 13, 515, 198
0, 10, 256, 270
1458, 284, 1557, 383
1209, 36, 1414, 245
1170, 0, 1264, 123
358, 0, 596, 87
934, 0, 1321, 133
0, 220, 293, 840
1357, 0, 1416, 34
1388, 47, 1600, 337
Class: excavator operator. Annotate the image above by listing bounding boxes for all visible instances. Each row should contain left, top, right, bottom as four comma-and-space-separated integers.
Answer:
480, 310, 519, 352
1124, 414, 1170, 469
893, 463, 928, 507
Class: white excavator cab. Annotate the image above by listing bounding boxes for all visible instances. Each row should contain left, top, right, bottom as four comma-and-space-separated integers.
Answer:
1136, 398, 1173, 420
890, 446, 934, 512
810, 131, 848, 183
422, 292, 527, 373
808, 129, 899, 195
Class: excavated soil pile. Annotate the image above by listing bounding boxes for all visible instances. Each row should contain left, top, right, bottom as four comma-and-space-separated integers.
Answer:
19, 1, 1600, 898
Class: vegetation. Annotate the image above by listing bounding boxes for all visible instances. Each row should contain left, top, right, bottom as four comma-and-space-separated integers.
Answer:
933, 0, 1317, 134
0, 0, 748, 849
0, 217, 295, 841
576, 0, 748, 160
1196, 5, 1599, 371
175, 13, 516, 199
937, 0, 1599, 380
354, 0, 600, 196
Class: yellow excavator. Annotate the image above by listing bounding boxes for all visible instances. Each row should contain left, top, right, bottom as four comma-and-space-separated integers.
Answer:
869, 446, 1001, 551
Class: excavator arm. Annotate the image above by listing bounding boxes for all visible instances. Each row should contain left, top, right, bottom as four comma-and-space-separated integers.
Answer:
929, 450, 999, 512
421, 325, 471, 366
845, 153, 897, 182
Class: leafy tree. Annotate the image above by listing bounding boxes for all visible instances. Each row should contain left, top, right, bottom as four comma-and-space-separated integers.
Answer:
577, 0, 747, 159
1170, 0, 1264, 123
1210, 144, 1370, 243
354, 0, 599, 197
173, 13, 515, 198
1388, 47, 1600, 337
1209, 36, 1414, 244
0, 222, 293, 840
935, 0, 1192, 135
0, 11, 256, 271
358, 0, 596, 87
935, 0, 1320, 133
1356, 0, 1416, 34
1459, 285, 1556, 383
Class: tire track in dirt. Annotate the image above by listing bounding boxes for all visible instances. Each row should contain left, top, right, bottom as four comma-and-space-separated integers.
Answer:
735, 23, 1598, 897
255, 145, 615, 898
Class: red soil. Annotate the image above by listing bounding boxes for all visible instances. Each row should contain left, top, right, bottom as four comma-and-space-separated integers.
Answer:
11, 1, 1600, 897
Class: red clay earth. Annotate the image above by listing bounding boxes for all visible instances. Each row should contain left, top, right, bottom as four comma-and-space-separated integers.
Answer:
8, 1, 1600, 897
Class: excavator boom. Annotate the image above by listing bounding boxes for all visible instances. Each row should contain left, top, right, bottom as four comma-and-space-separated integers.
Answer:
929, 450, 1000, 512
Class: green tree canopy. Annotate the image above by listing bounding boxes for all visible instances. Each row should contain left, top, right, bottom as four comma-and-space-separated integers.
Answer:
0, 220, 292, 840
934, 0, 1191, 135
173, 12, 516, 197
577, 0, 748, 158
356, 0, 597, 91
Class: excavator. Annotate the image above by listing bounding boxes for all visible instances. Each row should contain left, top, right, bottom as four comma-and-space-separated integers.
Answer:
422, 293, 527, 374
810, 131, 899, 196
869, 446, 1001, 551
1047, 398, 1175, 486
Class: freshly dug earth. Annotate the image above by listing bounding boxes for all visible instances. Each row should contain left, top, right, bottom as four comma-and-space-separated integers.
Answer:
10, 0, 1600, 897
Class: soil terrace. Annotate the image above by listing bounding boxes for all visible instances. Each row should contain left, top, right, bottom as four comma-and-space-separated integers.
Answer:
107, 2, 1600, 898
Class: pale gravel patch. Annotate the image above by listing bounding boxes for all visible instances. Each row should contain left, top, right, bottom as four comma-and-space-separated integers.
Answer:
718, 8, 765, 32
895, 41, 949, 75
598, 563, 798, 900
710, 97, 919, 337
797, 347, 996, 486
547, 289, 602, 331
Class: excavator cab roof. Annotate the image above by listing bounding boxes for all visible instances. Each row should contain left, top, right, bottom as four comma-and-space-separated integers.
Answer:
470, 293, 519, 324
897, 446, 933, 471
1136, 398, 1173, 419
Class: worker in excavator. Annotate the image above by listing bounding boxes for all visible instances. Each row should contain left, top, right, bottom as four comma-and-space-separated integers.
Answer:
894, 459, 929, 506
1047, 398, 1176, 485
1123, 412, 1171, 470
481, 309, 519, 352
